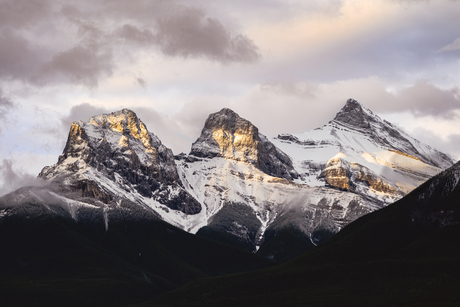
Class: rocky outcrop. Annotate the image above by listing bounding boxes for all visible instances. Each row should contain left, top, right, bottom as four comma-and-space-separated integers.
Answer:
39, 109, 201, 215
3, 101, 456, 264
333, 99, 453, 169
333, 99, 373, 129
320, 158, 352, 191
190, 108, 299, 181
353, 163, 400, 195
320, 156, 401, 196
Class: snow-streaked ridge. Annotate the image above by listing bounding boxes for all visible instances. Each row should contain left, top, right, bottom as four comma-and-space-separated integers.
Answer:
272, 99, 452, 207
1, 102, 454, 256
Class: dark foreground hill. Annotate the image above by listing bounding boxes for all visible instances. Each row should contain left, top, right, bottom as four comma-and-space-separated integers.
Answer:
0, 200, 274, 307
143, 162, 460, 307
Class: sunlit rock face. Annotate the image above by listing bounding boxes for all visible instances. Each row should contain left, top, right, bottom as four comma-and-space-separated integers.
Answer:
320, 156, 401, 196
174, 101, 453, 260
39, 109, 201, 215
273, 99, 454, 204
190, 108, 299, 181
333, 99, 452, 169
320, 157, 352, 191
3, 101, 455, 263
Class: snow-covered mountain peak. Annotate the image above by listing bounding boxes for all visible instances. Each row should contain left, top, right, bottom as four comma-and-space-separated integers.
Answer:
38, 109, 201, 215
273, 99, 454, 204
88, 109, 148, 142
3, 103, 457, 262
333, 98, 379, 129
190, 108, 258, 159
190, 108, 298, 181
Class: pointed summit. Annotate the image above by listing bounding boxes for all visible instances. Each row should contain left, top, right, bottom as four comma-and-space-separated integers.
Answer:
39, 108, 201, 215
88, 109, 149, 141
190, 108, 252, 159
190, 108, 298, 181
333, 98, 376, 129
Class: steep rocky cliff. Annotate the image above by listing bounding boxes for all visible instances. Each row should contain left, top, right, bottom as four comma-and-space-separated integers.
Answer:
190, 108, 298, 181
38, 109, 201, 216
273, 99, 453, 204
1, 101, 454, 263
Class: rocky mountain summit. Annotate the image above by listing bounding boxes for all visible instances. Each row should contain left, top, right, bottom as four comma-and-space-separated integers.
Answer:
190, 108, 298, 181
0, 100, 454, 262
333, 99, 452, 168
172, 101, 453, 259
273, 99, 453, 204
38, 109, 200, 215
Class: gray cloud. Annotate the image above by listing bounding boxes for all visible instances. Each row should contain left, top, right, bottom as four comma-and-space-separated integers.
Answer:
117, 7, 261, 63
395, 81, 460, 118
0, 89, 15, 134
0, 89, 14, 111
116, 24, 156, 46
136, 77, 147, 88
0, 1, 112, 87
0, 29, 44, 80
154, 7, 261, 63
0, 0, 51, 28
0, 1, 261, 89
259, 80, 318, 99
438, 37, 460, 52
62, 103, 110, 129
37, 45, 114, 88
0, 159, 47, 196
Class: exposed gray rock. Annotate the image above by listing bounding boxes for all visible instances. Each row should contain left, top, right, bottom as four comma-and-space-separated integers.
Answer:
190, 108, 299, 181
38, 109, 201, 215
333, 99, 453, 169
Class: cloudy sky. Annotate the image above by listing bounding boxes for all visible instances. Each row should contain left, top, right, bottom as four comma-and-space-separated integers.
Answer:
1, 0, 460, 195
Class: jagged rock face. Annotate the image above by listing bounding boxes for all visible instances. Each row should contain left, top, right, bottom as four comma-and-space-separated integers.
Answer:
2, 102, 456, 263
190, 108, 298, 181
39, 109, 201, 215
177, 101, 454, 260
176, 154, 380, 257
333, 99, 453, 169
320, 156, 401, 196
320, 158, 352, 190
334, 99, 372, 129
41, 109, 179, 183
273, 99, 454, 205
353, 164, 400, 195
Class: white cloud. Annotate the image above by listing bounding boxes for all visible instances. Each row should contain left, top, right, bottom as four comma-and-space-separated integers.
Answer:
438, 37, 460, 52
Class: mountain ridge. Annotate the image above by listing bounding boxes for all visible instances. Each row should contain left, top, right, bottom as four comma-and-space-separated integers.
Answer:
147, 158, 460, 307
190, 107, 299, 181
1, 98, 455, 262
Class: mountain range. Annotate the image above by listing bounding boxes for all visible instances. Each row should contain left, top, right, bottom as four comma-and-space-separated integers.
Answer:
0, 98, 458, 306
150, 145, 460, 307
1, 99, 454, 262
